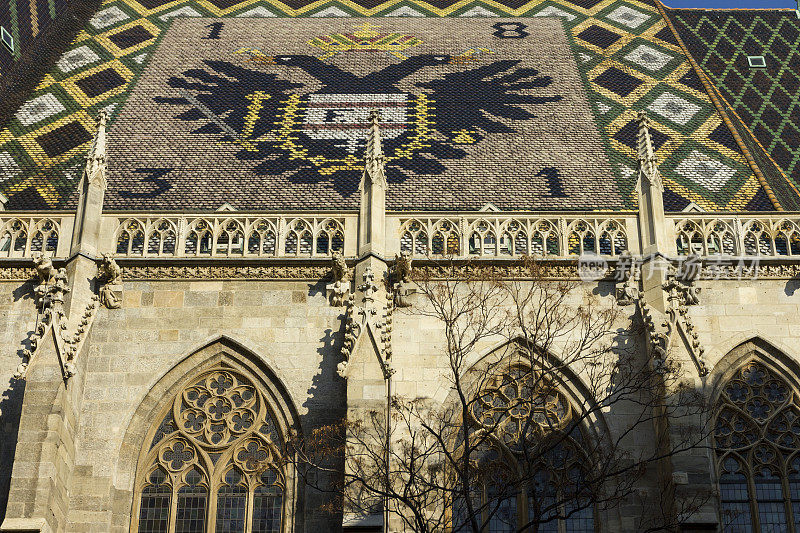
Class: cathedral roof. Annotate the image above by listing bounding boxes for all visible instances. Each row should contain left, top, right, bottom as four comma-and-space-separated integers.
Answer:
0, 0, 798, 212
665, 8, 800, 210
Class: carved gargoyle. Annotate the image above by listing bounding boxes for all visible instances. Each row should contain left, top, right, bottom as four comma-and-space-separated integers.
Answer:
683, 283, 700, 307
390, 252, 415, 308
32, 253, 69, 310
99, 254, 123, 285
327, 251, 351, 307
98, 254, 123, 309
331, 251, 350, 283
614, 251, 639, 306
33, 252, 56, 285
392, 252, 412, 284
663, 260, 701, 308
677, 254, 701, 306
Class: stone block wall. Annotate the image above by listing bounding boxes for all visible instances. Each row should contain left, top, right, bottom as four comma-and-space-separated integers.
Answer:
2, 273, 800, 531
0, 278, 347, 532
0, 280, 37, 526
68, 279, 346, 532
691, 279, 800, 372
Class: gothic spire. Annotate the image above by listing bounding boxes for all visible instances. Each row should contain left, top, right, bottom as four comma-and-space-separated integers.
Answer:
636, 111, 667, 256
357, 109, 387, 257
637, 111, 662, 191
361, 110, 387, 188
84, 110, 108, 190
70, 111, 109, 257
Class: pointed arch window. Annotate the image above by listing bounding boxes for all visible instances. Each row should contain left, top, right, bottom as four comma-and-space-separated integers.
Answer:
454, 362, 595, 532
714, 360, 800, 532
132, 365, 287, 533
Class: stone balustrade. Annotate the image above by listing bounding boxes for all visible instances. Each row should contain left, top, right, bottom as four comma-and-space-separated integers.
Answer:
0, 214, 71, 258
671, 214, 800, 257
5, 211, 800, 261
109, 215, 353, 258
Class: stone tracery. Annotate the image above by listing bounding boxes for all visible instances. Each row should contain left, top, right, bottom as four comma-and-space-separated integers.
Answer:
134, 366, 286, 533
714, 360, 800, 532
457, 359, 593, 532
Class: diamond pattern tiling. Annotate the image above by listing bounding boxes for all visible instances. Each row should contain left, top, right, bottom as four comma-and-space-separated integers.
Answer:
0, 0, 779, 211
669, 9, 800, 190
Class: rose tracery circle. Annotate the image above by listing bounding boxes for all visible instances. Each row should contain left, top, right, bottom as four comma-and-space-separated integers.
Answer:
143, 366, 287, 484
715, 361, 797, 457
235, 437, 274, 473
470, 364, 573, 446
160, 438, 196, 473
177, 370, 260, 447
714, 360, 800, 530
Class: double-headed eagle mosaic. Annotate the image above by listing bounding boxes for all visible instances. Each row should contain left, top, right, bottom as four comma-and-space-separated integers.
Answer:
157, 23, 562, 194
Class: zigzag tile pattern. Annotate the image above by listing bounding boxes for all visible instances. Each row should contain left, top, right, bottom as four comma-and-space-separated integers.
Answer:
0, 0, 775, 211
669, 9, 800, 193
0, 0, 68, 74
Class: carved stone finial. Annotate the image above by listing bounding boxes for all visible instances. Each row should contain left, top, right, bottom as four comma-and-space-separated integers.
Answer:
357, 110, 388, 256
636, 111, 667, 256
637, 111, 662, 191
662, 258, 701, 308
359, 267, 378, 303
366, 110, 383, 159
51, 268, 69, 303
648, 258, 706, 376
85, 110, 109, 190
71, 111, 109, 257
362, 109, 387, 188
18, 256, 73, 379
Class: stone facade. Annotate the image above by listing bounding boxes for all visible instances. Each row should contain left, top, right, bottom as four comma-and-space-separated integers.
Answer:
0, 109, 798, 533
3, 3, 800, 533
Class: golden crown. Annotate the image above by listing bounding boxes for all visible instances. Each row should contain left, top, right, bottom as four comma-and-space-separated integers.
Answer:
308, 23, 422, 60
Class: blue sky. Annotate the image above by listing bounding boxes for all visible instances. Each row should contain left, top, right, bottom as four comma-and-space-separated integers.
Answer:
664, 0, 795, 7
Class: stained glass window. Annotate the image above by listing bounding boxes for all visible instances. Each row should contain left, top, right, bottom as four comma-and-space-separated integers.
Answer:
457, 361, 595, 532
133, 366, 287, 532
139, 468, 171, 533
216, 469, 247, 533
719, 458, 752, 532
715, 360, 800, 532
252, 470, 284, 533
487, 482, 517, 533
176, 469, 208, 533
790, 459, 800, 530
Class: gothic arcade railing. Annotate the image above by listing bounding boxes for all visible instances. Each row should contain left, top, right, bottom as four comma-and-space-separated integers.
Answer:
669, 215, 800, 257
0, 215, 70, 258
6, 212, 800, 261
111, 215, 353, 258
395, 215, 632, 258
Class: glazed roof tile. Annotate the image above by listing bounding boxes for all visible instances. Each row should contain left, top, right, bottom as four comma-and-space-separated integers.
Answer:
667, 7, 800, 208
0, 0, 796, 212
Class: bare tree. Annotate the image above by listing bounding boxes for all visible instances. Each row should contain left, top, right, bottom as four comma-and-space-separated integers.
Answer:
287, 257, 711, 532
